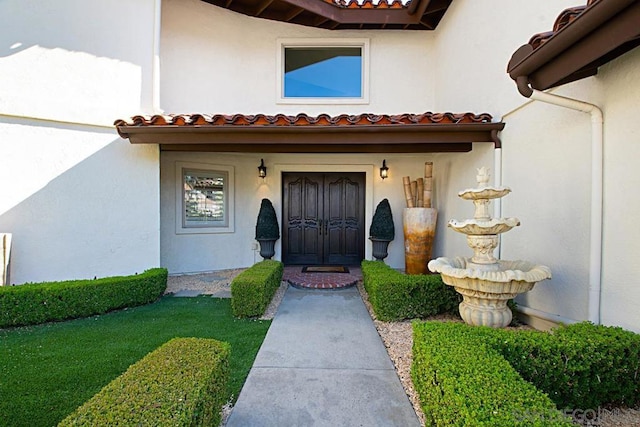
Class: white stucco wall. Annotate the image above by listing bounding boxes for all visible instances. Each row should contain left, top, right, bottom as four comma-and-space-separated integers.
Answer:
500, 82, 596, 324
161, 151, 470, 273
0, 0, 161, 284
431, 0, 578, 116
0, 0, 158, 125
160, 0, 435, 115
597, 48, 640, 332
0, 120, 160, 284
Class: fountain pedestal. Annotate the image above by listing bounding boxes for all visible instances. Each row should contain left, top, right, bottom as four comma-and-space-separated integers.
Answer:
428, 168, 551, 328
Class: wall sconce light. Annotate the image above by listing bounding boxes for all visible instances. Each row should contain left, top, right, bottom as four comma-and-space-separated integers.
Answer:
380, 159, 389, 179
258, 159, 267, 178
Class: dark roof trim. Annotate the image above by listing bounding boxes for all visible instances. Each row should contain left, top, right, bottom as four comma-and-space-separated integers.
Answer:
202, 0, 452, 30
115, 112, 504, 153
507, 0, 640, 95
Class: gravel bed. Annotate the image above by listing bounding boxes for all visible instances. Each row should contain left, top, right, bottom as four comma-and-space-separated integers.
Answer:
166, 269, 245, 295
167, 268, 288, 321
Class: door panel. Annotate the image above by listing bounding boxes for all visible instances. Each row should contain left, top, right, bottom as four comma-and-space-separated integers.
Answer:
283, 172, 364, 265
283, 174, 324, 265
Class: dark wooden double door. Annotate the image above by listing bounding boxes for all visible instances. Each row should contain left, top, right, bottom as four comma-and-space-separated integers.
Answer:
283, 172, 365, 265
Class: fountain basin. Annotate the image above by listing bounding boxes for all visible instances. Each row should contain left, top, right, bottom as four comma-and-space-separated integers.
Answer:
448, 218, 520, 235
428, 256, 552, 328
458, 186, 511, 200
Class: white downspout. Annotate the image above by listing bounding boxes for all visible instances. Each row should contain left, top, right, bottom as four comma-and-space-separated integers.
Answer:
528, 89, 603, 325
494, 145, 503, 259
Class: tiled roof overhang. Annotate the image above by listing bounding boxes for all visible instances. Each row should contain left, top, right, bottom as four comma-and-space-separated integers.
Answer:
114, 112, 504, 153
201, 0, 452, 31
507, 0, 640, 96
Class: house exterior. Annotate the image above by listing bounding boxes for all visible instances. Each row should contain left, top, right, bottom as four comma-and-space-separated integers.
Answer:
1, 0, 638, 333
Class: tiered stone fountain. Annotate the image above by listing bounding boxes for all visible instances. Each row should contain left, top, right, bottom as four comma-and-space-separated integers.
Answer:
428, 167, 552, 328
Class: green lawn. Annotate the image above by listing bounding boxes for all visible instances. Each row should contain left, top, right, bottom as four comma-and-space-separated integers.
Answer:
0, 296, 270, 427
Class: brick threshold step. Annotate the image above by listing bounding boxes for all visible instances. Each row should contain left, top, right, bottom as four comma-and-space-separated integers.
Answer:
285, 272, 358, 289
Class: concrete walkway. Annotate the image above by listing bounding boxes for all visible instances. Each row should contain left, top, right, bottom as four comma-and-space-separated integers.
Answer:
226, 286, 420, 427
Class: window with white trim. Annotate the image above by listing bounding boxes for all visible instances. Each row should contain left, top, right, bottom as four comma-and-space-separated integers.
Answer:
176, 162, 234, 234
277, 38, 369, 104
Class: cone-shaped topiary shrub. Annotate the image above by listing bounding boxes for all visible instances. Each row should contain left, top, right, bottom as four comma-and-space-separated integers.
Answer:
255, 198, 280, 240
369, 198, 395, 241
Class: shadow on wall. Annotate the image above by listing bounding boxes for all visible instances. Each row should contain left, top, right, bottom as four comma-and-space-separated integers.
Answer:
0, 0, 154, 62
0, 137, 159, 285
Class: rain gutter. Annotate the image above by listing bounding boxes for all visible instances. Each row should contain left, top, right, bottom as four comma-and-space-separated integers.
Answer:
507, 0, 638, 90
516, 76, 603, 325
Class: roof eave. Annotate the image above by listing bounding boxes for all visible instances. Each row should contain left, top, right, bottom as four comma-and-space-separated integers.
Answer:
507, 0, 640, 94
201, 0, 451, 30
116, 122, 505, 153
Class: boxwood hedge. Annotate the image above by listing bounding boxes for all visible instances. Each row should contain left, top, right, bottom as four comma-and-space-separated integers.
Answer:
412, 322, 574, 426
58, 337, 230, 427
231, 260, 283, 318
0, 268, 167, 328
487, 322, 640, 409
361, 260, 460, 321
412, 321, 640, 426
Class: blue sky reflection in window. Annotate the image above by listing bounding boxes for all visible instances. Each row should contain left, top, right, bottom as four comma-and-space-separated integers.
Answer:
284, 47, 362, 98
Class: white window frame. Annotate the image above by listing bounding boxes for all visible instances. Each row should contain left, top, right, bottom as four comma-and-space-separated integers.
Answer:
276, 38, 370, 105
175, 162, 235, 234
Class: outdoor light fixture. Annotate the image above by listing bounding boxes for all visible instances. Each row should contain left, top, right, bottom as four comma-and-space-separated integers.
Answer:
380, 159, 389, 179
258, 159, 267, 178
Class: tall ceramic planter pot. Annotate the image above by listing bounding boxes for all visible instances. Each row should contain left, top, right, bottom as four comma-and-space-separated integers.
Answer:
369, 238, 391, 261
257, 238, 276, 260
403, 208, 437, 274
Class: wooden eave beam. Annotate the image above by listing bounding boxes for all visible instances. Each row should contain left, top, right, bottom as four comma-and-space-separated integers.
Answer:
160, 143, 473, 153
284, 7, 304, 21
117, 122, 505, 153
280, 0, 420, 25
409, 0, 430, 16
255, 0, 275, 16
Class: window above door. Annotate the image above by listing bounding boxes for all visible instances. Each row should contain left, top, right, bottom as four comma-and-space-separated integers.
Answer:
277, 38, 370, 105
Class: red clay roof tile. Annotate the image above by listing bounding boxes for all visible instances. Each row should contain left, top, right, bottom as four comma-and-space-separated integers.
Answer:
527, 2, 597, 51
115, 112, 494, 128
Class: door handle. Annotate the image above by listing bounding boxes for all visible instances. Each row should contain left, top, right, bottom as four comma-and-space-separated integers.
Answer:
324, 220, 328, 235
318, 219, 323, 235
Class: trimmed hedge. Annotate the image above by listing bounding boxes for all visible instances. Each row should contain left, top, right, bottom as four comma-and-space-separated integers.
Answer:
488, 322, 640, 409
412, 322, 640, 425
412, 322, 574, 426
231, 260, 283, 318
58, 337, 230, 427
0, 268, 168, 328
361, 260, 460, 321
